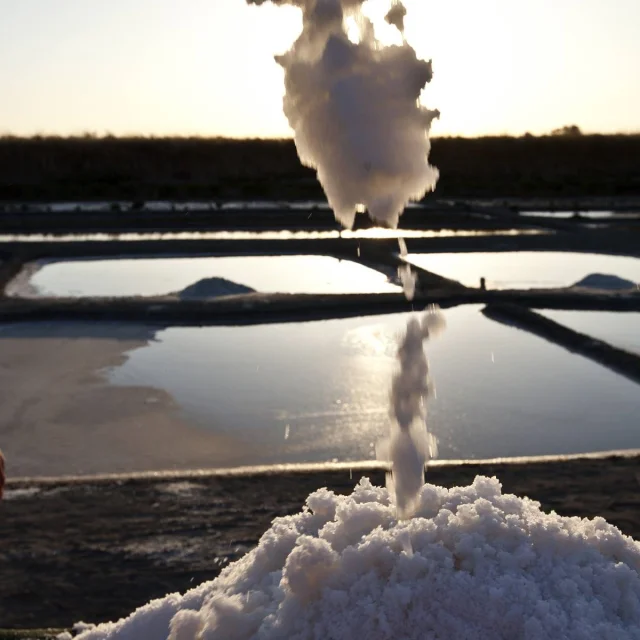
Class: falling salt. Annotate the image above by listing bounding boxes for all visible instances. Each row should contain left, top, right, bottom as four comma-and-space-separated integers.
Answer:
398, 264, 417, 300
246, 0, 439, 229
377, 306, 444, 517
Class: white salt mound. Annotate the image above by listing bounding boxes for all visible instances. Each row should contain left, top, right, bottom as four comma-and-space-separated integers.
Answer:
177, 277, 255, 299
77, 476, 640, 640
572, 273, 638, 291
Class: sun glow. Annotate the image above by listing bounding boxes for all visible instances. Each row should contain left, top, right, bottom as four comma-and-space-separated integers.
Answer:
0, 0, 639, 137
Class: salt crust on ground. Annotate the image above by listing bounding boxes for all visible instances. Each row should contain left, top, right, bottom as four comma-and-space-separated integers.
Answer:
75, 476, 640, 640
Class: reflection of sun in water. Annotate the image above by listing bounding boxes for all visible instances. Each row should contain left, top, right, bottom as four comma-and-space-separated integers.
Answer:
274, 321, 408, 461
343, 323, 398, 358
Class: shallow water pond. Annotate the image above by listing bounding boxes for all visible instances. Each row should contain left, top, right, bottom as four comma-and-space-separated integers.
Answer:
3, 306, 639, 478
539, 310, 640, 355
406, 251, 640, 289
109, 305, 640, 464
25, 255, 400, 297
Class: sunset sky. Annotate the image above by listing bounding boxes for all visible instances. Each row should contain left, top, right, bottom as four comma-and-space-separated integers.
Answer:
1, 0, 639, 138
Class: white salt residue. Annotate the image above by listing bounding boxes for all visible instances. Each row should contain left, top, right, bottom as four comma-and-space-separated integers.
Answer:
4, 261, 44, 297
57, 622, 96, 640
156, 482, 205, 497
123, 536, 213, 567
377, 308, 444, 517
75, 476, 640, 640
3, 487, 42, 501
247, 0, 439, 229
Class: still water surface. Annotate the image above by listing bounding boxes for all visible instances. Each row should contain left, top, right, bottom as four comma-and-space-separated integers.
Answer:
28, 255, 400, 297
407, 252, 640, 289
540, 310, 640, 355
109, 306, 640, 464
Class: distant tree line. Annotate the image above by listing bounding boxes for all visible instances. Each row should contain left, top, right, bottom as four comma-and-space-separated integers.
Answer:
551, 125, 583, 137
0, 133, 638, 201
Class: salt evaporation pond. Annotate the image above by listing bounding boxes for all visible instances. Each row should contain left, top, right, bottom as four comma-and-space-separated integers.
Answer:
26, 255, 400, 297
540, 310, 640, 355
406, 251, 640, 289
19, 250, 639, 298
109, 305, 640, 464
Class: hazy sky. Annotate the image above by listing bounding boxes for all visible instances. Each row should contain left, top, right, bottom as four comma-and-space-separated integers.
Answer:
1, 0, 639, 138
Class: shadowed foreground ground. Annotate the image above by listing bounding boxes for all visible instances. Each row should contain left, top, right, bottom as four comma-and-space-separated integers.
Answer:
2, 455, 640, 630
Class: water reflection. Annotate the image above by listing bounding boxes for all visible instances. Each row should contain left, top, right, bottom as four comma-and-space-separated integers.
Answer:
24, 255, 400, 297
539, 311, 640, 355
407, 251, 640, 289
2, 308, 639, 478
110, 306, 640, 464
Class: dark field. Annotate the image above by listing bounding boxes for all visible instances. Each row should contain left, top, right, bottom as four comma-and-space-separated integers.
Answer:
1, 134, 639, 202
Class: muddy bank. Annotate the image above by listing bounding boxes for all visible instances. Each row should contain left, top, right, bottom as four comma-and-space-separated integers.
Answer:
2, 456, 640, 628
0, 323, 256, 478
1, 203, 639, 235
1, 202, 639, 239
1, 287, 639, 329
2, 228, 639, 271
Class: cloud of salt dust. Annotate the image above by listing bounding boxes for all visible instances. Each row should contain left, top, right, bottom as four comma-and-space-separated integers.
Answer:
377, 306, 445, 518
246, 0, 440, 229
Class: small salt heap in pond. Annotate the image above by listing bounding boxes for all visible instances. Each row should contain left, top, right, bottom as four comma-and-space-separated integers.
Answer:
76, 476, 640, 640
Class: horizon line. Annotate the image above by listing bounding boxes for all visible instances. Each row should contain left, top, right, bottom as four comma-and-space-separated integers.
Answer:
2, 130, 640, 142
